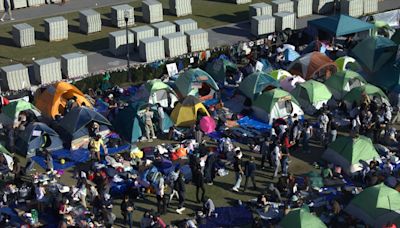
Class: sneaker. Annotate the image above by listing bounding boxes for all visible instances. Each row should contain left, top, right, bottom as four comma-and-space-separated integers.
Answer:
207, 182, 213, 186
0, 18, 3, 22
232, 187, 239, 192
10, 18, 15, 21
148, 139, 153, 142
152, 136, 157, 139
176, 207, 185, 214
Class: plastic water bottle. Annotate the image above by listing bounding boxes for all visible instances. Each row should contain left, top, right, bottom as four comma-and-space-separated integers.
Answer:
31, 209, 38, 224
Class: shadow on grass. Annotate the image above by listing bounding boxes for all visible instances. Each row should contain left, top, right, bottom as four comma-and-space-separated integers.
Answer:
208, 0, 236, 3
69, 24, 81, 34
0, 36, 15, 47
74, 37, 109, 52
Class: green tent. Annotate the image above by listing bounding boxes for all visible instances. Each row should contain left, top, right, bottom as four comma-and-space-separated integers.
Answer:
350, 36, 398, 73
343, 84, 389, 107
325, 70, 366, 100
345, 183, 400, 227
306, 171, 324, 189
238, 72, 280, 101
206, 59, 238, 84
0, 100, 41, 126
291, 80, 332, 114
253, 89, 303, 123
174, 68, 219, 97
308, 14, 373, 37
322, 135, 380, 174
279, 208, 327, 228
368, 62, 400, 91
135, 79, 178, 108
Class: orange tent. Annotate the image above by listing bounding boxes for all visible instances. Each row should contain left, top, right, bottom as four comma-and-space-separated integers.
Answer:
288, 52, 337, 80
35, 82, 92, 119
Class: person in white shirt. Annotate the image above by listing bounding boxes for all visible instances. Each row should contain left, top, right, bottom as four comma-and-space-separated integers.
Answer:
157, 105, 165, 132
272, 143, 281, 177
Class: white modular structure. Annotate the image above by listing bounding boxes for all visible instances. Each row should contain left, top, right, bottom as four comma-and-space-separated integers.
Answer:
130, 25, 155, 48
249, 3, 272, 19
169, 0, 192, 17
139, 37, 165, 62
79, 9, 102, 34
233, 0, 252, 4
44, 16, 68, 41
111, 4, 135, 28
0, 64, 30, 91
271, 0, 294, 13
12, 23, 35, 47
293, 0, 313, 18
27, 0, 45, 7
11, 0, 28, 9
185, 29, 209, 52
174, 18, 198, 33
61, 53, 88, 79
274, 11, 296, 31
33, 57, 62, 85
363, 0, 378, 15
313, 0, 334, 14
163, 32, 188, 58
251, 15, 275, 37
151, 21, 176, 37
341, 0, 363, 17
142, 0, 163, 23
109, 30, 134, 56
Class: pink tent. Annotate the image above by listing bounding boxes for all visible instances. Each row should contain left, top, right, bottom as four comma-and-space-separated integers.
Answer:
199, 116, 216, 133
280, 76, 305, 92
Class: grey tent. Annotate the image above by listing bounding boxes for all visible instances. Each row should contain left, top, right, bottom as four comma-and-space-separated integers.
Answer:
59, 106, 111, 142
15, 122, 63, 157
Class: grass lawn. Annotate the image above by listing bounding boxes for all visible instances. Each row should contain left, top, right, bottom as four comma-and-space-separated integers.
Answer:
0, 0, 268, 67
14, 137, 320, 227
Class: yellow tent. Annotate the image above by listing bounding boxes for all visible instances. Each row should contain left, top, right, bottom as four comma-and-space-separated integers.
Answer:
171, 96, 210, 127
35, 82, 92, 119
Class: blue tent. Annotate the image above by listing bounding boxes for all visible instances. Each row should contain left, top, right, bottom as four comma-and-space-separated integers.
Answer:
284, 48, 301, 62
308, 14, 373, 37
259, 58, 273, 73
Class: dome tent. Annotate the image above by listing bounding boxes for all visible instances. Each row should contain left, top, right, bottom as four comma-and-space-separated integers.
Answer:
325, 70, 366, 100
253, 88, 303, 123
345, 183, 400, 227
238, 72, 280, 101
270, 69, 292, 80
343, 84, 389, 109
279, 208, 327, 228
291, 80, 332, 115
58, 106, 111, 150
350, 36, 398, 73
174, 68, 219, 99
133, 79, 178, 108
171, 96, 210, 127
0, 100, 41, 126
35, 82, 92, 119
205, 58, 238, 84
322, 135, 380, 174
288, 52, 337, 80
335, 56, 359, 71
15, 122, 63, 157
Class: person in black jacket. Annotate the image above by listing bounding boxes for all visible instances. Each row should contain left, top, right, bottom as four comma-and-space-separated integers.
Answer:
175, 172, 186, 214
120, 194, 135, 227
193, 166, 205, 203
243, 156, 257, 192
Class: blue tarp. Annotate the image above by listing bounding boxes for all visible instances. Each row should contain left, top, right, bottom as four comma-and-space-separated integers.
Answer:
32, 145, 130, 170
199, 206, 253, 228
284, 48, 301, 62
237, 116, 272, 131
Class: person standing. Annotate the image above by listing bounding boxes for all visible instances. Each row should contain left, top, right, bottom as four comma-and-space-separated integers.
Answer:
193, 166, 205, 203
88, 134, 108, 161
157, 105, 165, 133
144, 106, 156, 142
260, 137, 270, 170
318, 111, 329, 146
272, 142, 282, 178
302, 121, 312, 153
194, 125, 203, 144
243, 157, 257, 191
156, 176, 166, 215
121, 195, 135, 227
167, 167, 180, 207
176, 172, 186, 214
232, 149, 244, 192
0, 0, 14, 22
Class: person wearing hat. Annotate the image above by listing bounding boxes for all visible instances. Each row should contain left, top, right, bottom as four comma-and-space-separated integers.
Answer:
232, 149, 244, 192
243, 156, 257, 192
106, 93, 118, 121
89, 134, 108, 162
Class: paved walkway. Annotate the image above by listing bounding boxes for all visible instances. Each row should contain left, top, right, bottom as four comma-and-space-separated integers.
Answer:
2, 0, 134, 23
